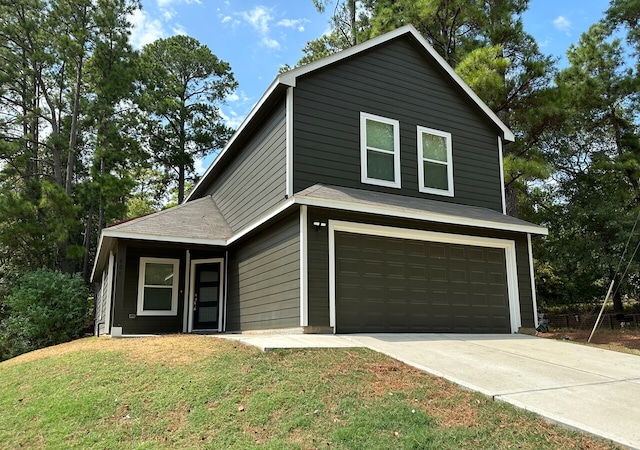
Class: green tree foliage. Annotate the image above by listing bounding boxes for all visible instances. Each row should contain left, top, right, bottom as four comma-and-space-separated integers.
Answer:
0, 0, 143, 279
531, 23, 640, 311
0, 268, 91, 360
136, 35, 237, 204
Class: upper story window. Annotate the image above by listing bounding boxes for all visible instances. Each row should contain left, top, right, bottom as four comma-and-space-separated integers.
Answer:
137, 257, 179, 316
360, 112, 401, 188
417, 126, 454, 197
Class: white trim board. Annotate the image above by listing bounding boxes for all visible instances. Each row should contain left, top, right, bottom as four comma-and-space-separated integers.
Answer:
299, 205, 309, 326
286, 86, 294, 198
328, 220, 522, 334
528, 234, 539, 328
498, 136, 507, 215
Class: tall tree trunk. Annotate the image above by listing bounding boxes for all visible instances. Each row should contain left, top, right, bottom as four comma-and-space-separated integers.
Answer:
82, 204, 93, 282
66, 56, 84, 195
505, 184, 519, 217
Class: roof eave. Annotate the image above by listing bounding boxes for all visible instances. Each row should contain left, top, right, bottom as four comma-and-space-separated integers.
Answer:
293, 196, 548, 236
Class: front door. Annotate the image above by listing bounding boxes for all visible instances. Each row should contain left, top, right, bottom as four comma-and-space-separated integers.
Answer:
193, 262, 222, 330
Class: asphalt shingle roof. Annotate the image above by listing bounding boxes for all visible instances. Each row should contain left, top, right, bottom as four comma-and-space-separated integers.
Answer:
105, 195, 232, 242
295, 184, 547, 235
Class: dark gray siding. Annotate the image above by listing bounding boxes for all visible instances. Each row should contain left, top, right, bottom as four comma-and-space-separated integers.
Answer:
306, 208, 535, 329
226, 213, 300, 331
114, 244, 186, 334
112, 242, 226, 335
293, 37, 503, 211
204, 100, 287, 232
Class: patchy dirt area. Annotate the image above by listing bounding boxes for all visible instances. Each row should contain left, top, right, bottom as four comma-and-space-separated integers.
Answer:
538, 330, 640, 354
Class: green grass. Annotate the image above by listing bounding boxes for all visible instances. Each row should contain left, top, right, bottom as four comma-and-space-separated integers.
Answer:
0, 335, 620, 449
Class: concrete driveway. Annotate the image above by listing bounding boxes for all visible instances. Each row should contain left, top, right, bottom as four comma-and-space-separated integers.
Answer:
223, 333, 640, 449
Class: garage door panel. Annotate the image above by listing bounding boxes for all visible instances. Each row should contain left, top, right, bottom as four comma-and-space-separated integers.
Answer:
335, 231, 511, 333
428, 243, 447, 259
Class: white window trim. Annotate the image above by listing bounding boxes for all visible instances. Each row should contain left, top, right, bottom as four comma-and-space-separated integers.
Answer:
328, 220, 522, 334
137, 257, 180, 316
360, 112, 401, 188
417, 125, 454, 197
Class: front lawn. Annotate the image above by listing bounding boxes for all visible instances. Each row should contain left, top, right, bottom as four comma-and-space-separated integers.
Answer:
0, 335, 620, 449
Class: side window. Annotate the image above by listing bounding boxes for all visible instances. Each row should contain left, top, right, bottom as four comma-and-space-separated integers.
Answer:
417, 126, 454, 197
360, 112, 401, 188
137, 257, 179, 316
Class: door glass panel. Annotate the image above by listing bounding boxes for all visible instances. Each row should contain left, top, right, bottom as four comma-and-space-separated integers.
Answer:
198, 306, 218, 323
199, 268, 219, 283
199, 286, 219, 303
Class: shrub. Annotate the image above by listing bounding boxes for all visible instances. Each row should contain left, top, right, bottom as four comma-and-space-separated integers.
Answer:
0, 268, 91, 360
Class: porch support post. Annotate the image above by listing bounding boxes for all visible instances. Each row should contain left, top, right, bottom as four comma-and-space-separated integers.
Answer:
182, 250, 191, 333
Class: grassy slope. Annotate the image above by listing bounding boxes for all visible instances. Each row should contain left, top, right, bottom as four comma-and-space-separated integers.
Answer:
0, 335, 619, 449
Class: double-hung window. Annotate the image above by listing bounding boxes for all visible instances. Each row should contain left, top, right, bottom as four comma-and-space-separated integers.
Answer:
417, 126, 453, 196
360, 112, 401, 188
137, 257, 179, 316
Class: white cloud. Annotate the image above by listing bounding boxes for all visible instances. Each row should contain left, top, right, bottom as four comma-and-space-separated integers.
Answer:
220, 109, 245, 129
163, 8, 176, 21
262, 37, 280, 49
553, 16, 572, 34
241, 6, 272, 35
128, 9, 165, 49
221, 15, 232, 23
238, 6, 283, 50
226, 93, 240, 102
172, 24, 187, 35
277, 18, 308, 32
157, 0, 201, 7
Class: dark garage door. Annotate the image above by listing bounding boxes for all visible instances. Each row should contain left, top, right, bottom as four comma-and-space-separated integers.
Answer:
335, 231, 511, 333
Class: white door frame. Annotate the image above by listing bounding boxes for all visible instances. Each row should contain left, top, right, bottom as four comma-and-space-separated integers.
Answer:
328, 220, 522, 334
188, 258, 225, 332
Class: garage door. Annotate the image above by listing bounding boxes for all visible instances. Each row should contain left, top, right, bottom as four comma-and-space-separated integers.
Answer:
335, 231, 511, 333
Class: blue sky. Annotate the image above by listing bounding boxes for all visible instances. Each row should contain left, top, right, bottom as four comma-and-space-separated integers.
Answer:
130, 0, 611, 172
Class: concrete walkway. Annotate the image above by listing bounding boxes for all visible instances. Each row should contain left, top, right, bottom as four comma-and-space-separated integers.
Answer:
221, 333, 640, 449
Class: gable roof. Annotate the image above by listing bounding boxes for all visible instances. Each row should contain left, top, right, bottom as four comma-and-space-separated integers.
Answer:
90, 196, 231, 281
187, 24, 514, 202
278, 25, 514, 142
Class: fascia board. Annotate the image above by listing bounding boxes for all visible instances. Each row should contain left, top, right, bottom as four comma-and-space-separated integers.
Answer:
90, 234, 108, 282
100, 229, 227, 247
294, 196, 548, 236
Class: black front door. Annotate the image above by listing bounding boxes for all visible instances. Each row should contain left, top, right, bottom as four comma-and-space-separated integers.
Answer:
194, 262, 221, 330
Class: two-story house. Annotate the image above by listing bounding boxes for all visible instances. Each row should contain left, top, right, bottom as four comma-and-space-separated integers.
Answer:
91, 25, 547, 337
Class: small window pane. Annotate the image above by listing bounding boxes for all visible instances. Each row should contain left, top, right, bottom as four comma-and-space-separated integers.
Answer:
366, 119, 394, 151
422, 133, 448, 162
144, 263, 174, 286
423, 161, 449, 190
143, 287, 172, 310
367, 150, 395, 181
